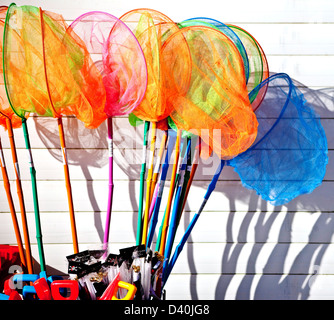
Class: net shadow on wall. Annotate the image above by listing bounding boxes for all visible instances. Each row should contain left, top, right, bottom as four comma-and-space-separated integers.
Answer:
34, 116, 108, 242
33, 114, 154, 239
212, 76, 333, 300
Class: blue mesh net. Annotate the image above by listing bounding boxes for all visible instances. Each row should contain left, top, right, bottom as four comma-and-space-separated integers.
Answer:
227, 73, 328, 206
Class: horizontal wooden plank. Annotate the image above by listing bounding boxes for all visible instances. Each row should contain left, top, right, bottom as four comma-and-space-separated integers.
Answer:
3, 55, 329, 91
85, 24, 334, 56
11, 0, 334, 23
73, 23, 334, 57
164, 274, 334, 300
236, 23, 334, 55
1, 210, 334, 245
0, 176, 332, 214
3, 20, 333, 58
3, 240, 333, 276
1, 146, 332, 182
267, 56, 334, 88
53, 24, 334, 57
0, 116, 147, 150
1, 106, 334, 152
166, 242, 334, 275
0, 177, 332, 214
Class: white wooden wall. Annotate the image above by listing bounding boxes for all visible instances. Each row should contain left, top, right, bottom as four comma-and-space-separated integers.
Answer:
0, 0, 334, 300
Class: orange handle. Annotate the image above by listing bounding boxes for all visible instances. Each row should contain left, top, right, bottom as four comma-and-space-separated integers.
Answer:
159, 129, 181, 255
40, 11, 78, 254
0, 137, 26, 268
58, 118, 79, 254
6, 118, 33, 274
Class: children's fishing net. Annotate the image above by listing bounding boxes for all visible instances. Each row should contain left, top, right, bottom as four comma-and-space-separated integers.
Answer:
181, 17, 250, 84
226, 24, 269, 110
3, 4, 106, 128
227, 73, 328, 206
68, 11, 147, 118
0, 6, 22, 129
120, 9, 182, 123
161, 25, 258, 160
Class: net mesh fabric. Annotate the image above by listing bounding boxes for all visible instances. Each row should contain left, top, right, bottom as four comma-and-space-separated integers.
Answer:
43, 8, 106, 128
3, 5, 51, 118
120, 9, 182, 123
69, 11, 147, 118
227, 24, 269, 111
227, 73, 328, 206
181, 17, 250, 84
162, 26, 258, 160
168, 17, 253, 141
0, 6, 22, 129
3, 4, 106, 128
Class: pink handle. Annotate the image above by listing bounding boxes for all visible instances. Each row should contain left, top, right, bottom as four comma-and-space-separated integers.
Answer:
148, 182, 159, 221
103, 117, 114, 247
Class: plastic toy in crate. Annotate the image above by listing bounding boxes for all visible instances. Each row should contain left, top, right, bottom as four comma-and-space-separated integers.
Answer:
66, 245, 164, 300
0, 245, 158, 300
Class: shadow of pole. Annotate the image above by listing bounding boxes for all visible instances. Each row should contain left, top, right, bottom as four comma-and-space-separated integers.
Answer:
215, 192, 260, 299
213, 81, 334, 300
236, 201, 282, 299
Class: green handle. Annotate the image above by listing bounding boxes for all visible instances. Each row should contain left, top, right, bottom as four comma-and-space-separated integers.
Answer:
22, 119, 46, 272
3, 2, 45, 271
155, 207, 166, 252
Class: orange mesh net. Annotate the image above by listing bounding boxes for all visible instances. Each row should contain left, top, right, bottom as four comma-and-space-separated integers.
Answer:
3, 4, 106, 129
120, 9, 183, 123
43, 9, 107, 128
0, 6, 24, 129
227, 24, 269, 111
161, 26, 258, 160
